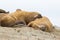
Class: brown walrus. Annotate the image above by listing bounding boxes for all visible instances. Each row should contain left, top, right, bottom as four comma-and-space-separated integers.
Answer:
28, 16, 54, 32
1, 9, 42, 27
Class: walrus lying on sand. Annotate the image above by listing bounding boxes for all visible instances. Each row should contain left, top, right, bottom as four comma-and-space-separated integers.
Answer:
1, 9, 42, 27
28, 16, 54, 32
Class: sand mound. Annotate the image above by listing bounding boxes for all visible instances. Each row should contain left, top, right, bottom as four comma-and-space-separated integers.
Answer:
0, 26, 60, 40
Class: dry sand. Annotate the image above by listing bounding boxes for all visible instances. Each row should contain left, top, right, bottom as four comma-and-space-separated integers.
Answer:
0, 26, 60, 40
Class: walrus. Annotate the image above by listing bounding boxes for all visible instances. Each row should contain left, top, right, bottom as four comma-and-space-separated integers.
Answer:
0, 9, 9, 13
28, 16, 54, 32
1, 9, 42, 27
0, 13, 8, 26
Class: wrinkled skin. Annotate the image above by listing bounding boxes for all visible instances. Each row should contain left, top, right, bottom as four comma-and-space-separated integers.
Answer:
1, 9, 42, 27
0, 13, 8, 26
28, 16, 54, 32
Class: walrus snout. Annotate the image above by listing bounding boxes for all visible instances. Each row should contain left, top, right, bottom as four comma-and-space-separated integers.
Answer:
38, 24, 47, 31
40, 26, 46, 31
